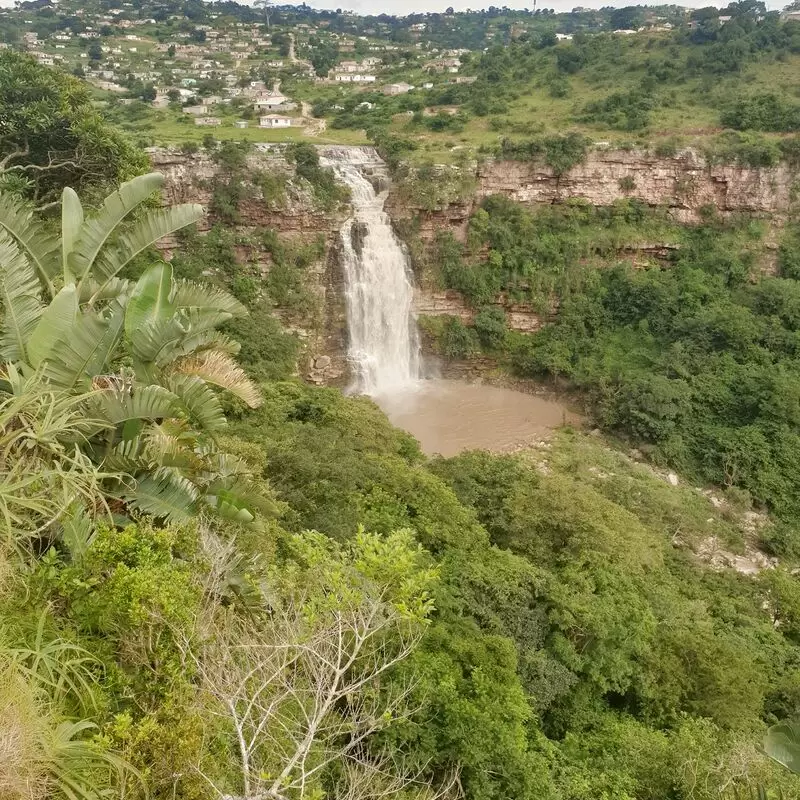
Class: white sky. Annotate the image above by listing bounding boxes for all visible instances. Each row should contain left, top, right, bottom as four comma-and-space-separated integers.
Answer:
300, 0, 788, 13
0, 0, 790, 17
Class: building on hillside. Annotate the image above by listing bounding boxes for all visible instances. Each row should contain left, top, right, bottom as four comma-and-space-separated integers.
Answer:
382, 82, 413, 95
334, 73, 376, 83
234, 120, 248, 128
254, 95, 296, 111
194, 117, 221, 126
259, 114, 293, 128
182, 105, 206, 115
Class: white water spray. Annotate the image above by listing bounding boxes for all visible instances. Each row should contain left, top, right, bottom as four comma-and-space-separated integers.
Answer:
320, 147, 421, 396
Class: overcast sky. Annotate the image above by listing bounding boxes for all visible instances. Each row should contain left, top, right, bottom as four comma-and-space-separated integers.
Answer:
293, 0, 789, 14
0, 0, 790, 17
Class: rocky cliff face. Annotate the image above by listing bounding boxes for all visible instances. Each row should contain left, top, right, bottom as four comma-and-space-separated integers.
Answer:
148, 147, 350, 386
475, 149, 794, 224
386, 147, 797, 336
388, 147, 797, 242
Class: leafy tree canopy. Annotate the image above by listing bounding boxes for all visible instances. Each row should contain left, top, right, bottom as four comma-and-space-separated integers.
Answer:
0, 51, 147, 204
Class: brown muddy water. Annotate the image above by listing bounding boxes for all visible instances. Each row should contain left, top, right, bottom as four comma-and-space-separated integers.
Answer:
373, 379, 579, 457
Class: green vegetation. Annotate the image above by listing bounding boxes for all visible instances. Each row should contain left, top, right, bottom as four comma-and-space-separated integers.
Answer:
0, 51, 146, 203
431, 193, 800, 542
4, 7, 800, 800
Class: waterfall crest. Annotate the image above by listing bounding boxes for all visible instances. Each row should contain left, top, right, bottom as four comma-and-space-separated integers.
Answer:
320, 147, 421, 396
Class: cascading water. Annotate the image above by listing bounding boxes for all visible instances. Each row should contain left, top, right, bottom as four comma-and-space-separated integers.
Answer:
319, 146, 575, 456
320, 147, 420, 396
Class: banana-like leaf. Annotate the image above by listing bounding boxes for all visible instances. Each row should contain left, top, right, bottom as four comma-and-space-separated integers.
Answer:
173, 279, 247, 316
27, 284, 78, 368
764, 719, 800, 775
61, 187, 84, 284
142, 419, 204, 470
0, 229, 43, 363
89, 204, 203, 296
92, 384, 180, 425
131, 308, 233, 366
41, 303, 125, 390
125, 262, 177, 347
0, 191, 60, 291
204, 477, 278, 521
122, 468, 198, 522
167, 329, 242, 361
164, 373, 227, 433
169, 350, 262, 408
71, 173, 164, 284
78, 276, 133, 306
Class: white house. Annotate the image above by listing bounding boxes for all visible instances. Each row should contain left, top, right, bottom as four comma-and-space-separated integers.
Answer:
334, 73, 376, 83
254, 94, 290, 110
194, 117, 221, 126
259, 115, 292, 128
234, 120, 248, 128
383, 82, 413, 95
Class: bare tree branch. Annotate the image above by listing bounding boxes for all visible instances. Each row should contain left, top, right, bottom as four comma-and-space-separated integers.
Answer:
177, 530, 456, 800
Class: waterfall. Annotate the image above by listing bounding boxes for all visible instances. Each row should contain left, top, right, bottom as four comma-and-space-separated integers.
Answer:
320, 147, 421, 396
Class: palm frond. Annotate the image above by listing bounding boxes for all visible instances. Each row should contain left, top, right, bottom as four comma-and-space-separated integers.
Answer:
124, 262, 176, 346
0, 228, 43, 364
164, 373, 227, 433
89, 204, 203, 298
41, 303, 125, 391
162, 329, 241, 362
0, 190, 60, 292
169, 350, 262, 408
141, 419, 202, 469
71, 173, 164, 284
60, 504, 96, 563
60, 188, 84, 284
92, 384, 180, 425
764, 719, 800, 775
27, 284, 79, 370
173, 278, 247, 316
122, 468, 199, 522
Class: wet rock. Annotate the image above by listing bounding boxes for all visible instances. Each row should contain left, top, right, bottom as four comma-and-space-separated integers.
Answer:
350, 221, 368, 257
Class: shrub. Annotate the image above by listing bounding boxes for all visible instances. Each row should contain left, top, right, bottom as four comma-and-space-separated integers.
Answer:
474, 307, 508, 350
441, 316, 479, 359
581, 90, 656, 131
721, 93, 800, 133
704, 131, 781, 168
498, 133, 590, 175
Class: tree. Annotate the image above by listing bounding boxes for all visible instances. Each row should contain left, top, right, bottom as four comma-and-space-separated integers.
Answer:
254, 0, 272, 29
0, 173, 269, 532
87, 41, 102, 60
0, 51, 146, 204
182, 529, 455, 800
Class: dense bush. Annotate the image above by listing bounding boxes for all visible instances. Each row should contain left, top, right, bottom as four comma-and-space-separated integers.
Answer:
721, 92, 800, 132
581, 89, 657, 131
498, 132, 590, 175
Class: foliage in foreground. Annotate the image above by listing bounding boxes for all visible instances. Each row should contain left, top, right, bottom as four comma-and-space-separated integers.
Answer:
0, 51, 147, 204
